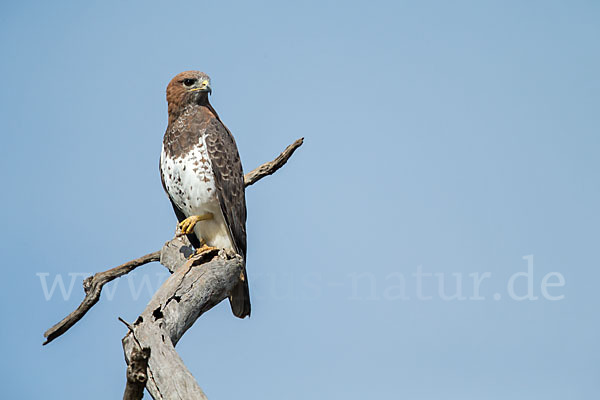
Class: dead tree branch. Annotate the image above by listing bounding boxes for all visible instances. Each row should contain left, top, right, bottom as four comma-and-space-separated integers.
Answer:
42, 137, 303, 346
43, 138, 303, 399
122, 339, 151, 400
122, 244, 242, 399
43, 251, 161, 345
244, 137, 303, 186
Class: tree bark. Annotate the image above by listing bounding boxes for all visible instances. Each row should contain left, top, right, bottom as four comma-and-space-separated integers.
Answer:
121, 243, 243, 399
43, 137, 303, 346
42, 137, 303, 399
122, 344, 150, 400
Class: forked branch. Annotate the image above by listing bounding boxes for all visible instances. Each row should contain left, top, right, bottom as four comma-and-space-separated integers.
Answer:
43, 137, 303, 346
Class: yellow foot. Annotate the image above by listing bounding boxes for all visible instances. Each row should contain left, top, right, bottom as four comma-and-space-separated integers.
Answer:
195, 244, 218, 255
177, 213, 213, 236
186, 239, 214, 258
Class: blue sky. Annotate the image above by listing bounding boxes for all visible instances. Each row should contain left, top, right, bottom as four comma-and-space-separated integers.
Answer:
1, 1, 599, 399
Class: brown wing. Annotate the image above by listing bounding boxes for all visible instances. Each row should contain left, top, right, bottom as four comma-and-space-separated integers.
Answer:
204, 115, 250, 318
204, 117, 247, 257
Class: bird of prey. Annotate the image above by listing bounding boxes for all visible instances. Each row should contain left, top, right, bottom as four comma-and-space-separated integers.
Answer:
160, 71, 250, 318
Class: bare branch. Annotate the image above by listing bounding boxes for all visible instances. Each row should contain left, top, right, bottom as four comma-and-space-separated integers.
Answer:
123, 345, 151, 400
43, 251, 161, 345
118, 317, 135, 332
122, 243, 241, 399
43, 137, 303, 346
244, 137, 304, 186
41, 136, 302, 400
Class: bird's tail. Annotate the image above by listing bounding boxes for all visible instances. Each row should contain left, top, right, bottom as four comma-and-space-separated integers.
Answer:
229, 267, 251, 318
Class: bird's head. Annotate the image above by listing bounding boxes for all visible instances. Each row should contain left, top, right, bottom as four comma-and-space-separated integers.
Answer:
166, 71, 212, 119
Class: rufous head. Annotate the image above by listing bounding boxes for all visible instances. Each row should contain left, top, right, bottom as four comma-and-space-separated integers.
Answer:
166, 71, 212, 123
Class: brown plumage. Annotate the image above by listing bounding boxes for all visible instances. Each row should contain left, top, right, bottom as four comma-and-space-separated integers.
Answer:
160, 71, 250, 318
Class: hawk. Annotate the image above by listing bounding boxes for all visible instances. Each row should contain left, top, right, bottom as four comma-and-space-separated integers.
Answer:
160, 71, 250, 318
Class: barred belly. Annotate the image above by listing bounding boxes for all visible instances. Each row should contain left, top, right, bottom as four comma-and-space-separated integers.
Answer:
160, 135, 234, 250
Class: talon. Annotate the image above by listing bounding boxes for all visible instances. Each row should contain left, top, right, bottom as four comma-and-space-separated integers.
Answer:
195, 244, 218, 255
176, 213, 213, 236
186, 239, 207, 258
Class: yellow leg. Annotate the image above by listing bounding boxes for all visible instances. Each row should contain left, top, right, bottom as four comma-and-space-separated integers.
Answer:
177, 213, 213, 236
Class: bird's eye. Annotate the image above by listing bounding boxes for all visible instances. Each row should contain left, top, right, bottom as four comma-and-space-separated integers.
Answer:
183, 78, 196, 87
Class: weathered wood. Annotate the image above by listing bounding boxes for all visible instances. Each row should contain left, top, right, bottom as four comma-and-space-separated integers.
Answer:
42, 138, 303, 399
159, 236, 194, 273
122, 343, 151, 400
244, 137, 304, 186
122, 242, 244, 399
43, 251, 161, 345
43, 137, 303, 346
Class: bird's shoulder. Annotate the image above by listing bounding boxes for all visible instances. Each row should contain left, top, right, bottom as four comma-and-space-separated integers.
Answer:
163, 105, 216, 159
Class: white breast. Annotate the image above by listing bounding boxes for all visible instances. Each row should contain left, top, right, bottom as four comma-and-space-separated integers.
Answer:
160, 133, 234, 250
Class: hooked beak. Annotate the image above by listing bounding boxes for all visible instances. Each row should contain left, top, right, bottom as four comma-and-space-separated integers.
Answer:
190, 79, 212, 95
